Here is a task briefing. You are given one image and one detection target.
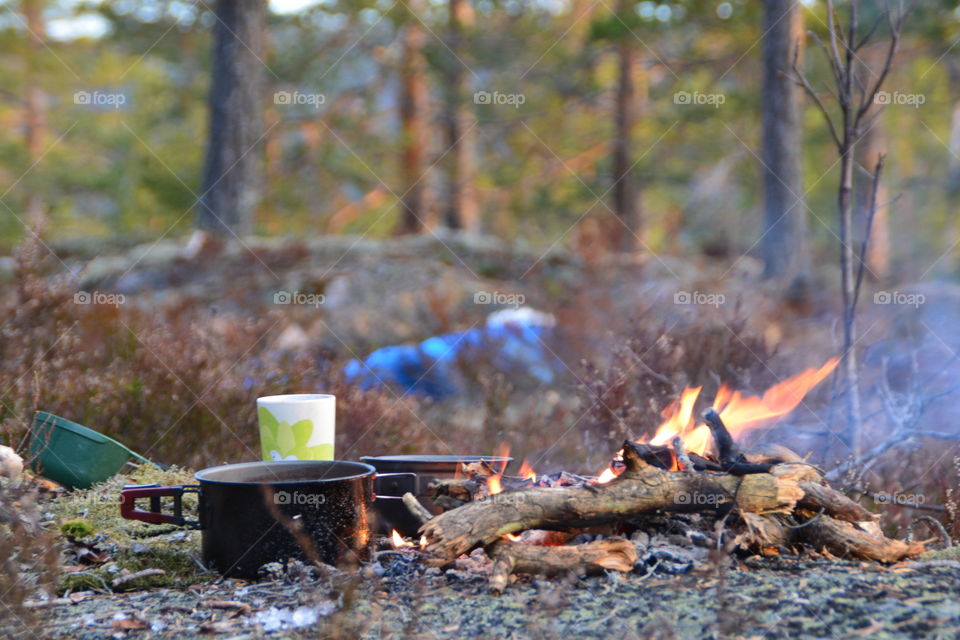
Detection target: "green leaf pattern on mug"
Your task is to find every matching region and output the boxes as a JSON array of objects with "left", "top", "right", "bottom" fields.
[{"left": 258, "top": 406, "right": 333, "bottom": 461}]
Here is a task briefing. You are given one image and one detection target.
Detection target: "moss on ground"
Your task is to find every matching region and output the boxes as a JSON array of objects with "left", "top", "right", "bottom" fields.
[
  {"left": 49, "top": 465, "right": 197, "bottom": 545},
  {"left": 49, "top": 465, "right": 209, "bottom": 592},
  {"left": 922, "top": 545, "right": 960, "bottom": 560}
]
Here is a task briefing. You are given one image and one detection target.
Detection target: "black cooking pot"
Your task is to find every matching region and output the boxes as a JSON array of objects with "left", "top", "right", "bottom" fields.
[
  {"left": 362, "top": 455, "right": 511, "bottom": 537},
  {"left": 120, "top": 460, "right": 375, "bottom": 578}
]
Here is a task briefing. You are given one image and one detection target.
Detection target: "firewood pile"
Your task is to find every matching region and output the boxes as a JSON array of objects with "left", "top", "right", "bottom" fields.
[{"left": 403, "top": 409, "right": 924, "bottom": 593}]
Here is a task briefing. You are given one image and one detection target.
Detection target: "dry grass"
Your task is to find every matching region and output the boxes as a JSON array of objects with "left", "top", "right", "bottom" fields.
[
  {"left": 0, "top": 482, "right": 59, "bottom": 640},
  {"left": 0, "top": 236, "right": 435, "bottom": 469}
]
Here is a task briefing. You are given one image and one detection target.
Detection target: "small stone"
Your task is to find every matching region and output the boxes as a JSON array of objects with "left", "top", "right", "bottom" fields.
[{"left": 258, "top": 562, "right": 285, "bottom": 582}]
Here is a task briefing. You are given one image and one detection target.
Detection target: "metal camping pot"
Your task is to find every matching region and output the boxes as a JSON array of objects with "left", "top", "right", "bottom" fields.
[
  {"left": 361, "top": 454, "right": 512, "bottom": 537},
  {"left": 120, "top": 460, "right": 375, "bottom": 578}
]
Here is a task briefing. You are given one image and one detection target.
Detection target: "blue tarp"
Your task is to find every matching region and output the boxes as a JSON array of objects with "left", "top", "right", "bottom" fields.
[{"left": 344, "top": 308, "right": 557, "bottom": 398}]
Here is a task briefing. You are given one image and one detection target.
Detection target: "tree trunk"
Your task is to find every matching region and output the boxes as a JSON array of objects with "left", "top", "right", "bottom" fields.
[
  {"left": 854, "top": 118, "right": 889, "bottom": 280},
  {"left": 839, "top": 141, "right": 863, "bottom": 458},
  {"left": 22, "top": 0, "right": 46, "bottom": 229},
  {"left": 945, "top": 60, "right": 960, "bottom": 272},
  {"left": 760, "top": 0, "right": 806, "bottom": 279},
  {"left": 854, "top": 45, "right": 890, "bottom": 281},
  {"left": 396, "top": 1, "right": 430, "bottom": 235},
  {"left": 443, "top": 0, "right": 478, "bottom": 232},
  {"left": 610, "top": 35, "right": 639, "bottom": 251},
  {"left": 198, "top": 0, "right": 264, "bottom": 237}
]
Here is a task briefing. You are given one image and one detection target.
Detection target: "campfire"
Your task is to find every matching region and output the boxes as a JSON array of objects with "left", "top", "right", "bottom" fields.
[{"left": 394, "top": 359, "right": 924, "bottom": 593}]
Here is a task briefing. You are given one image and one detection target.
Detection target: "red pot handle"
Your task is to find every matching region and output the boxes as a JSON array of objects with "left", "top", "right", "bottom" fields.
[{"left": 120, "top": 484, "right": 200, "bottom": 528}]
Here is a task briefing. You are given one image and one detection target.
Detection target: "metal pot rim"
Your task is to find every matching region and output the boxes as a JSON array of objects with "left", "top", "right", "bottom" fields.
[
  {"left": 195, "top": 460, "right": 375, "bottom": 486},
  {"left": 360, "top": 455, "right": 511, "bottom": 464}
]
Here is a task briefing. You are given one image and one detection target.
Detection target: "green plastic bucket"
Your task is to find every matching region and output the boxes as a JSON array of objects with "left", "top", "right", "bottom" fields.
[{"left": 28, "top": 411, "right": 155, "bottom": 489}]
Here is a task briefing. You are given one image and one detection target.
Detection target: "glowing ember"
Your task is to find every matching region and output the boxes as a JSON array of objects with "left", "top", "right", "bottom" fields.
[
  {"left": 596, "top": 467, "right": 618, "bottom": 484},
  {"left": 488, "top": 473, "right": 502, "bottom": 495},
  {"left": 419, "top": 535, "right": 428, "bottom": 548},
  {"left": 391, "top": 530, "right": 413, "bottom": 548}
]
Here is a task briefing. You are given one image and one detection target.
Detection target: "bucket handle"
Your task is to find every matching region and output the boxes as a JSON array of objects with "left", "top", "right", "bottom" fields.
[{"left": 120, "top": 484, "right": 201, "bottom": 528}]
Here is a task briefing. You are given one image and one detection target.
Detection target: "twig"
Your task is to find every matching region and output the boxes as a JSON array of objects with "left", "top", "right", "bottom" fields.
[
  {"left": 852, "top": 154, "right": 885, "bottom": 317},
  {"left": 907, "top": 515, "right": 952, "bottom": 547},
  {"left": 825, "top": 428, "right": 960, "bottom": 482},
  {"left": 110, "top": 568, "right": 165, "bottom": 590},
  {"left": 403, "top": 492, "right": 434, "bottom": 524}
]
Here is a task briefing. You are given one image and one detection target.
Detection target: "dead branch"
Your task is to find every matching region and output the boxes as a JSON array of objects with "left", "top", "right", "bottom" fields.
[
  {"left": 801, "top": 513, "right": 923, "bottom": 563},
  {"left": 797, "top": 481, "right": 876, "bottom": 522},
  {"left": 825, "top": 428, "right": 960, "bottom": 482},
  {"left": 488, "top": 538, "right": 637, "bottom": 594},
  {"left": 403, "top": 492, "right": 434, "bottom": 525},
  {"left": 852, "top": 154, "right": 885, "bottom": 317}
]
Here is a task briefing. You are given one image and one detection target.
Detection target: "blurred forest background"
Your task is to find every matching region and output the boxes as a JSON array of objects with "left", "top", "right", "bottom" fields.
[
  {"left": 2, "top": 0, "right": 960, "bottom": 539},
  {"left": 0, "top": 0, "right": 957, "bottom": 266}
]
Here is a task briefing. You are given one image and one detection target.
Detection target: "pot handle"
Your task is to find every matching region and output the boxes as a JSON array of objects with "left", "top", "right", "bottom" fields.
[
  {"left": 374, "top": 472, "right": 418, "bottom": 497},
  {"left": 120, "top": 484, "right": 201, "bottom": 528}
]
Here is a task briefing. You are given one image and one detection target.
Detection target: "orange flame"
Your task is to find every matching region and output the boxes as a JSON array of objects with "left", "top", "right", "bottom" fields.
[
  {"left": 487, "top": 473, "right": 502, "bottom": 494},
  {"left": 518, "top": 459, "right": 536, "bottom": 481},
  {"left": 650, "top": 386, "right": 702, "bottom": 447},
  {"left": 654, "top": 358, "right": 837, "bottom": 456},
  {"left": 596, "top": 358, "right": 839, "bottom": 475},
  {"left": 713, "top": 358, "right": 840, "bottom": 440},
  {"left": 493, "top": 443, "right": 511, "bottom": 474},
  {"left": 391, "top": 530, "right": 413, "bottom": 548}
]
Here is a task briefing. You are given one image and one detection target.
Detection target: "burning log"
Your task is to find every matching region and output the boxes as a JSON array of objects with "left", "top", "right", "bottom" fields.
[
  {"left": 488, "top": 538, "right": 637, "bottom": 594},
  {"left": 420, "top": 441, "right": 804, "bottom": 565},
  {"left": 702, "top": 408, "right": 775, "bottom": 474}
]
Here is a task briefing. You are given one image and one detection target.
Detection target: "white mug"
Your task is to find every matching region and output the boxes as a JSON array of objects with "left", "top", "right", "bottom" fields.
[{"left": 256, "top": 394, "right": 335, "bottom": 461}]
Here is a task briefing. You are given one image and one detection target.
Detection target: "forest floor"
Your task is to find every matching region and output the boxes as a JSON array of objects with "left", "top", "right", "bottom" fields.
[
  {"left": 14, "top": 467, "right": 958, "bottom": 640},
  {"left": 41, "top": 554, "right": 960, "bottom": 639}
]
